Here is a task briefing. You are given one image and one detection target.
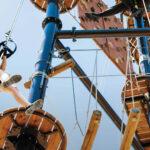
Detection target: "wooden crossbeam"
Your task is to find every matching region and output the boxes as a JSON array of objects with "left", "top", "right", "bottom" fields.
[
  {"left": 24, "top": 59, "right": 75, "bottom": 89},
  {"left": 81, "top": 110, "right": 101, "bottom": 150},
  {"left": 120, "top": 108, "right": 141, "bottom": 150}
]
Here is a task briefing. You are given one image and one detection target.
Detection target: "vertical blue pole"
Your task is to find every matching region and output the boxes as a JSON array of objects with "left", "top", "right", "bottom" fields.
[
  {"left": 29, "top": 0, "right": 59, "bottom": 104},
  {"left": 134, "top": 16, "right": 150, "bottom": 73}
]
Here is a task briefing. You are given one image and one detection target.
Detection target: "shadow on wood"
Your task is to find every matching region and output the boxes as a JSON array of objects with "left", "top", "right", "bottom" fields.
[{"left": 0, "top": 107, "right": 67, "bottom": 150}]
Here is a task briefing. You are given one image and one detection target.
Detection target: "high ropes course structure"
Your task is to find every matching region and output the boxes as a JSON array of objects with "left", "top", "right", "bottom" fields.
[{"left": 0, "top": 0, "right": 150, "bottom": 149}]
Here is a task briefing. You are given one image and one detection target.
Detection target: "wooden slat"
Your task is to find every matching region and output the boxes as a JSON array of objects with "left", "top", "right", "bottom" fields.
[
  {"left": 138, "top": 131, "right": 150, "bottom": 139},
  {"left": 120, "top": 108, "right": 141, "bottom": 150},
  {"left": 81, "top": 110, "right": 101, "bottom": 150},
  {"left": 0, "top": 117, "right": 12, "bottom": 148},
  {"left": 30, "top": 0, "right": 79, "bottom": 13},
  {"left": 46, "top": 132, "right": 62, "bottom": 150},
  {"left": 24, "top": 59, "right": 75, "bottom": 89},
  {"left": 49, "top": 59, "right": 75, "bottom": 77}
]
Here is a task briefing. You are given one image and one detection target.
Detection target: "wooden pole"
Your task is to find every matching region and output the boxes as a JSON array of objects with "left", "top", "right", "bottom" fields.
[
  {"left": 120, "top": 108, "right": 141, "bottom": 150},
  {"left": 81, "top": 110, "right": 101, "bottom": 150},
  {"left": 24, "top": 59, "right": 75, "bottom": 89},
  {"left": 48, "top": 59, "right": 75, "bottom": 77}
]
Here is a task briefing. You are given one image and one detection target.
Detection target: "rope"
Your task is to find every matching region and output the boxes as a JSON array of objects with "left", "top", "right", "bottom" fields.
[
  {"left": 142, "top": 0, "right": 150, "bottom": 26},
  {"left": 84, "top": 50, "right": 98, "bottom": 132},
  {"left": 95, "top": 50, "right": 98, "bottom": 109},
  {"left": 120, "top": 40, "right": 130, "bottom": 142},
  {"left": 5, "top": 0, "right": 25, "bottom": 42},
  {"left": 71, "top": 69, "right": 84, "bottom": 136},
  {"left": 129, "top": 51, "right": 135, "bottom": 108},
  {"left": 120, "top": 34, "right": 138, "bottom": 142},
  {"left": 49, "top": 73, "right": 150, "bottom": 79},
  {"left": 64, "top": 5, "right": 81, "bottom": 26}
]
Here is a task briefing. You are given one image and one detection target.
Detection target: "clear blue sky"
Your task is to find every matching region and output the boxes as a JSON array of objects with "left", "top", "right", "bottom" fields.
[{"left": 0, "top": 1, "right": 132, "bottom": 149}]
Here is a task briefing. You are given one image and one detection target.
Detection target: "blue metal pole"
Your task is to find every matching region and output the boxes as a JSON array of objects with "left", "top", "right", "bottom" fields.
[
  {"left": 134, "top": 16, "right": 150, "bottom": 73},
  {"left": 29, "top": 0, "right": 59, "bottom": 104}
]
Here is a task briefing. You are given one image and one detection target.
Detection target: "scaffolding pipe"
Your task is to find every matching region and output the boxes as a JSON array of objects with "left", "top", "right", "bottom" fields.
[{"left": 56, "top": 28, "right": 150, "bottom": 39}]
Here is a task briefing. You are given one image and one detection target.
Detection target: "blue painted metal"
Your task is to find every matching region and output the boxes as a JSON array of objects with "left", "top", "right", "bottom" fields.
[
  {"left": 29, "top": 0, "right": 59, "bottom": 103},
  {"left": 134, "top": 16, "right": 150, "bottom": 73}
]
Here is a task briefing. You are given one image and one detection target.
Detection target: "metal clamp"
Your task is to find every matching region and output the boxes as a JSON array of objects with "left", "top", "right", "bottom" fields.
[
  {"left": 58, "top": 47, "right": 70, "bottom": 58},
  {"left": 32, "top": 71, "right": 49, "bottom": 80},
  {"left": 72, "top": 27, "right": 77, "bottom": 42},
  {"left": 42, "top": 17, "right": 62, "bottom": 29},
  {"left": 139, "top": 54, "right": 150, "bottom": 64}
]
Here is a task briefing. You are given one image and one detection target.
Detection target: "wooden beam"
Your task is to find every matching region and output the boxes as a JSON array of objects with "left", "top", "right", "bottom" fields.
[
  {"left": 120, "top": 108, "right": 141, "bottom": 150},
  {"left": 24, "top": 59, "right": 75, "bottom": 89},
  {"left": 81, "top": 110, "right": 101, "bottom": 150},
  {"left": 49, "top": 59, "right": 75, "bottom": 77}
]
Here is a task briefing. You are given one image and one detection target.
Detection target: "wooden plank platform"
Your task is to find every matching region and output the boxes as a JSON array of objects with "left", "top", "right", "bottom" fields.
[
  {"left": 30, "top": 0, "right": 79, "bottom": 13},
  {"left": 0, "top": 107, "right": 67, "bottom": 150}
]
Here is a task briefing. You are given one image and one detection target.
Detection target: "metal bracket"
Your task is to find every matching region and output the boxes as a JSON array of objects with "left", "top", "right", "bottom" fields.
[
  {"left": 72, "top": 27, "right": 77, "bottom": 42},
  {"left": 42, "top": 17, "right": 62, "bottom": 29},
  {"left": 31, "top": 71, "right": 49, "bottom": 88}
]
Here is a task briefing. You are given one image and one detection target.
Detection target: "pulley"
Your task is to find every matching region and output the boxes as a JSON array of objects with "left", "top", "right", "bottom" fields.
[{"left": 0, "top": 39, "right": 17, "bottom": 58}]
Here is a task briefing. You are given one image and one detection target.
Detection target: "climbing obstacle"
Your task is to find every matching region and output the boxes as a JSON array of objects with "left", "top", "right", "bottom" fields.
[{"left": 0, "top": 107, "right": 67, "bottom": 149}]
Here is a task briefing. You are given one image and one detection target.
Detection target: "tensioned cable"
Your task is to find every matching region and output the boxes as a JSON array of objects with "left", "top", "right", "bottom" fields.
[
  {"left": 120, "top": 39, "right": 130, "bottom": 142},
  {"left": 142, "top": 0, "right": 150, "bottom": 26},
  {"left": 95, "top": 50, "right": 98, "bottom": 109},
  {"left": 119, "top": 25, "right": 140, "bottom": 142},
  {"left": 84, "top": 50, "right": 98, "bottom": 132},
  {"left": 129, "top": 49, "right": 135, "bottom": 107},
  {"left": 5, "top": 0, "right": 25, "bottom": 42},
  {"left": 49, "top": 73, "right": 150, "bottom": 79},
  {"left": 71, "top": 69, "right": 84, "bottom": 136},
  {"left": 64, "top": 6, "right": 81, "bottom": 26}
]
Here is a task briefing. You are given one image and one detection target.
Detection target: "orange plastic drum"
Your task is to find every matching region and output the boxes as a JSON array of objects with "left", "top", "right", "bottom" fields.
[
  {"left": 0, "top": 107, "right": 67, "bottom": 150},
  {"left": 31, "top": 0, "right": 79, "bottom": 13}
]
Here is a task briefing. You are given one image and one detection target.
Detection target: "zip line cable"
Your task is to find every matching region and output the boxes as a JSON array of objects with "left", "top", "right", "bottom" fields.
[
  {"left": 5, "top": 0, "right": 25, "bottom": 42},
  {"left": 71, "top": 69, "right": 84, "bottom": 136}
]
